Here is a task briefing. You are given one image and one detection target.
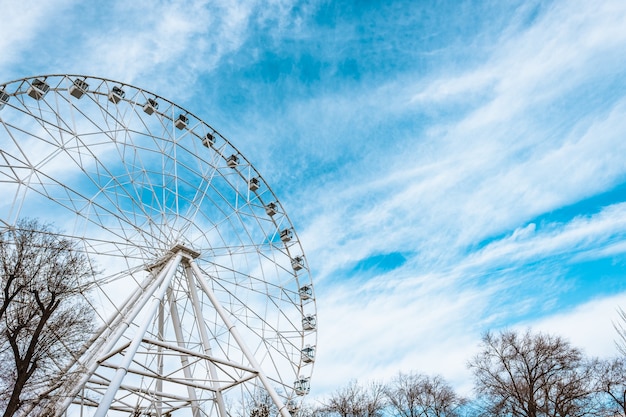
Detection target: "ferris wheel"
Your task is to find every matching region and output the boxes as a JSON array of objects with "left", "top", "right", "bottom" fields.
[{"left": 0, "top": 75, "right": 316, "bottom": 417}]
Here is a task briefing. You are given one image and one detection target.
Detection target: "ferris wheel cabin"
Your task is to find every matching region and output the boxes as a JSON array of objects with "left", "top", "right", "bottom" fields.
[
  {"left": 69, "top": 79, "right": 89, "bottom": 99},
  {"left": 291, "top": 256, "right": 305, "bottom": 271},
  {"left": 298, "top": 285, "right": 313, "bottom": 300},
  {"left": 108, "top": 86, "right": 126, "bottom": 103},
  {"left": 27, "top": 79, "right": 50, "bottom": 100},
  {"left": 249, "top": 177, "right": 260, "bottom": 191},
  {"left": 0, "top": 89, "right": 9, "bottom": 110},
  {"left": 302, "top": 314, "right": 316, "bottom": 331},
  {"left": 175, "top": 114, "right": 188, "bottom": 130},
  {"left": 294, "top": 377, "right": 311, "bottom": 396},
  {"left": 227, "top": 154, "right": 239, "bottom": 168},
  {"left": 203, "top": 132, "right": 215, "bottom": 147},
  {"left": 280, "top": 228, "right": 293, "bottom": 242},
  {"left": 265, "top": 202, "right": 278, "bottom": 216},
  {"left": 143, "top": 98, "right": 159, "bottom": 115},
  {"left": 301, "top": 345, "right": 316, "bottom": 363}
]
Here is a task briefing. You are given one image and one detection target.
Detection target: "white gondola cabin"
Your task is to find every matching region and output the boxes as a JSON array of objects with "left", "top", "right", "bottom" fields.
[
  {"left": 27, "top": 79, "right": 50, "bottom": 100},
  {"left": 0, "top": 90, "right": 9, "bottom": 111},
  {"left": 298, "top": 285, "right": 312, "bottom": 301},
  {"left": 280, "top": 228, "right": 293, "bottom": 242},
  {"left": 294, "top": 376, "right": 310, "bottom": 396},
  {"left": 202, "top": 132, "right": 215, "bottom": 147},
  {"left": 265, "top": 202, "right": 277, "bottom": 217},
  {"left": 291, "top": 256, "right": 304, "bottom": 271},
  {"left": 301, "top": 345, "right": 315, "bottom": 363},
  {"left": 69, "top": 79, "right": 89, "bottom": 99},
  {"left": 249, "top": 177, "right": 260, "bottom": 191},
  {"left": 302, "top": 314, "right": 316, "bottom": 331},
  {"left": 108, "top": 86, "right": 125, "bottom": 104},
  {"left": 143, "top": 98, "right": 158, "bottom": 115},
  {"left": 175, "top": 114, "right": 188, "bottom": 130},
  {"left": 227, "top": 154, "right": 239, "bottom": 168}
]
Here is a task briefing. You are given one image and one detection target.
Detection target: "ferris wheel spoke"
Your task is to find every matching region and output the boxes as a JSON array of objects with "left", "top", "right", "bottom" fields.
[
  {"left": 0, "top": 74, "right": 316, "bottom": 417},
  {"left": 195, "top": 264, "right": 300, "bottom": 350},
  {"left": 23, "top": 165, "right": 169, "bottom": 255}
]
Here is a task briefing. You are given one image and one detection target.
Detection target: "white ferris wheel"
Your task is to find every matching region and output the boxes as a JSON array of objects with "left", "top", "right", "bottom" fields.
[{"left": 0, "top": 75, "right": 316, "bottom": 417}]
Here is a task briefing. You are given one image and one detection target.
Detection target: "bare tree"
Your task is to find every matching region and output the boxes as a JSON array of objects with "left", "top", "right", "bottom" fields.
[
  {"left": 295, "top": 401, "right": 328, "bottom": 417},
  {"left": 324, "top": 379, "right": 386, "bottom": 417},
  {"left": 468, "top": 329, "right": 595, "bottom": 417},
  {"left": 385, "top": 372, "right": 465, "bottom": 417},
  {"left": 592, "top": 356, "right": 626, "bottom": 417},
  {"left": 247, "top": 389, "right": 276, "bottom": 417},
  {"left": 0, "top": 219, "right": 96, "bottom": 417}
]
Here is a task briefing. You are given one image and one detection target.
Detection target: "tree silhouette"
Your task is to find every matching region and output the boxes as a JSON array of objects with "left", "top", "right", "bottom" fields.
[
  {"left": 0, "top": 219, "right": 95, "bottom": 417},
  {"left": 323, "top": 379, "right": 386, "bottom": 417},
  {"left": 468, "top": 329, "right": 595, "bottom": 417},
  {"left": 385, "top": 372, "right": 465, "bottom": 417}
]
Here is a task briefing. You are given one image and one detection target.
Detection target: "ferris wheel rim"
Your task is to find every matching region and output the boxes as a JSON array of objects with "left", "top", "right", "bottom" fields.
[
  {"left": 0, "top": 74, "right": 308, "bottom": 258},
  {"left": 0, "top": 73, "right": 317, "bottom": 415}
]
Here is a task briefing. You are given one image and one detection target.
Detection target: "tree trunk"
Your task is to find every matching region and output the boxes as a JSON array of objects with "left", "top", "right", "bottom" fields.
[
  {"left": 2, "top": 295, "right": 58, "bottom": 417},
  {"left": 3, "top": 363, "right": 35, "bottom": 417}
]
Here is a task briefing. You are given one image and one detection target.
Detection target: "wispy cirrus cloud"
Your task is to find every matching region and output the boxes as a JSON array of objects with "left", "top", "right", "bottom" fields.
[
  {"left": 0, "top": 0, "right": 78, "bottom": 77},
  {"left": 294, "top": 0, "right": 626, "bottom": 274},
  {"left": 294, "top": 0, "right": 626, "bottom": 397},
  {"left": 2, "top": 0, "right": 626, "bottom": 402},
  {"left": 311, "top": 200, "right": 626, "bottom": 397},
  {"left": 1, "top": 1, "right": 300, "bottom": 99}
]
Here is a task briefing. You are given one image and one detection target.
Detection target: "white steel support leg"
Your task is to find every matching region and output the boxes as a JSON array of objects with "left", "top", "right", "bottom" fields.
[
  {"left": 184, "top": 265, "right": 228, "bottom": 417},
  {"left": 188, "top": 260, "right": 292, "bottom": 417},
  {"left": 93, "top": 251, "right": 184, "bottom": 417},
  {"left": 51, "top": 259, "right": 178, "bottom": 417},
  {"left": 157, "top": 300, "right": 164, "bottom": 415},
  {"left": 167, "top": 287, "right": 202, "bottom": 417}
]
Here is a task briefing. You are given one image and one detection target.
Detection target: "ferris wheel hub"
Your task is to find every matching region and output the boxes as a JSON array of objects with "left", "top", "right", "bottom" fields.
[
  {"left": 144, "top": 243, "right": 200, "bottom": 273},
  {"left": 169, "top": 242, "right": 201, "bottom": 259}
]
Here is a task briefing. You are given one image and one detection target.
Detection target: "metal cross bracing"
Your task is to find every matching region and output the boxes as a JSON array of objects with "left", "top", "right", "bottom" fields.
[
  {"left": 0, "top": 75, "right": 317, "bottom": 417},
  {"left": 47, "top": 244, "right": 291, "bottom": 417}
]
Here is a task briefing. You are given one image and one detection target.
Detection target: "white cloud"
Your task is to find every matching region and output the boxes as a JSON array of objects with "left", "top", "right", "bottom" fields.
[
  {"left": 3, "top": 0, "right": 626, "bottom": 407},
  {"left": 293, "top": 0, "right": 626, "bottom": 285},
  {"left": 291, "top": 1, "right": 626, "bottom": 400},
  {"left": 311, "top": 273, "right": 488, "bottom": 397},
  {"left": 310, "top": 254, "right": 626, "bottom": 400},
  {"left": 412, "top": 0, "right": 626, "bottom": 113},
  {"left": 0, "top": 0, "right": 76, "bottom": 76},
  {"left": 522, "top": 292, "right": 626, "bottom": 358},
  {"left": 0, "top": 1, "right": 299, "bottom": 100},
  {"left": 75, "top": 1, "right": 254, "bottom": 93},
  {"left": 311, "top": 264, "right": 626, "bottom": 399},
  {"left": 458, "top": 202, "right": 626, "bottom": 275}
]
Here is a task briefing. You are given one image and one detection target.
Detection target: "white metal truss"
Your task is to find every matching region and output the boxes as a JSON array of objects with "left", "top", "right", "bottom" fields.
[
  {"left": 53, "top": 244, "right": 290, "bottom": 417},
  {"left": 0, "top": 75, "right": 317, "bottom": 417}
]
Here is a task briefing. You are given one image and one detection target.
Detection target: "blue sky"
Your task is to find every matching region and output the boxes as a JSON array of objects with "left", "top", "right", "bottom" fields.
[{"left": 3, "top": 0, "right": 626, "bottom": 400}]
